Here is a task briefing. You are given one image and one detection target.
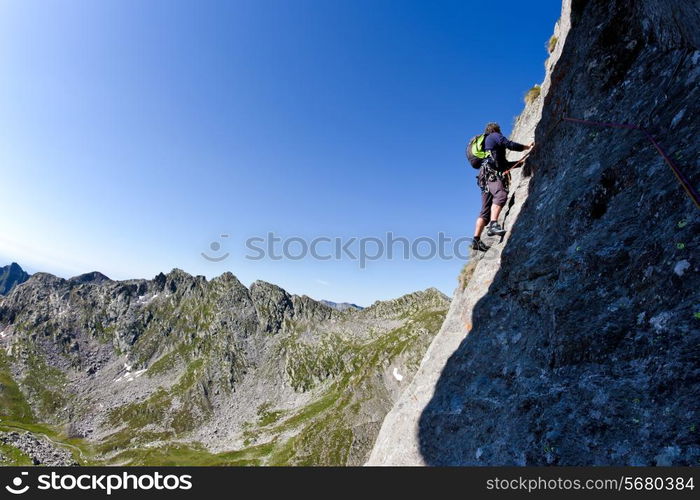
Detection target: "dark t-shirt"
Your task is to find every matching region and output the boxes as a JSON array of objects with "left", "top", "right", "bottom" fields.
[{"left": 484, "top": 132, "right": 526, "bottom": 171}]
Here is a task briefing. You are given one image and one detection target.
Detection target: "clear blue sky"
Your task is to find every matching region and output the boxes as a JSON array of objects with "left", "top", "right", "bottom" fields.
[{"left": 1, "top": 0, "right": 561, "bottom": 306}]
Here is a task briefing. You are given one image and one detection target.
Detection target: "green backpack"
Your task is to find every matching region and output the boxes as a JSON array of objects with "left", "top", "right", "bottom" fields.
[{"left": 466, "top": 133, "right": 491, "bottom": 168}]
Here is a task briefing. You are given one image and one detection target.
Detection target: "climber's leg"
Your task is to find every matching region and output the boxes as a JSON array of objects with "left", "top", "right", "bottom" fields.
[
  {"left": 487, "top": 179, "right": 508, "bottom": 236},
  {"left": 474, "top": 190, "right": 492, "bottom": 238}
]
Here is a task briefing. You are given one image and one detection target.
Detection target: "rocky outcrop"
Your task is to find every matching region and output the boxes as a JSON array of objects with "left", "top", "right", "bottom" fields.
[
  {"left": 0, "top": 263, "right": 30, "bottom": 295},
  {"left": 369, "top": 0, "right": 699, "bottom": 466},
  {"left": 0, "top": 432, "right": 77, "bottom": 466},
  {"left": 0, "top": 266, "right": 449, "bottom": 465}
]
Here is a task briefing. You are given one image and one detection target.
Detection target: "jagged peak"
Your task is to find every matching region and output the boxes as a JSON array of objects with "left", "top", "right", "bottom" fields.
[
  {"left": 69, "top": 271, "right": 111, "bottom": 284},
  {"left": 1, "top": 262, "right": 29, "bottom": 277},
  {"left": 210, "top": 271, "right": 246, "bottom": 288},
  {"left": 250, "top": 279, "right": 281, "bottom": 289},
  {"left": 361, "top": 287, "right": 451, "bottom": 319},
  {"left": 249, "top": 280, "right": 291, "bottom": 298},
  {"left": 293, "top": 294, "right": 335, "bottom": 312},
  {"left": 143, "top": 268, "right": 204, "bottom": 294},
  {"left": 249, "top": 280, "right": 293, "bottom": 310},
  {"left": 165, "top": 268, "right": 196, "bottom": 280},
  {"left": 0, "top": 262, "right": 32, "bottom": 295},
  {"left": 420, "top": 287, "right": 450, "bottom": 301}
]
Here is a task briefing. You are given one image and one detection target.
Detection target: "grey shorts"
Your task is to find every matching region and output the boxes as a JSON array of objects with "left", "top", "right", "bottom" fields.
[{"left": 479, "top": 178, "right": 508, "bottom": 221}]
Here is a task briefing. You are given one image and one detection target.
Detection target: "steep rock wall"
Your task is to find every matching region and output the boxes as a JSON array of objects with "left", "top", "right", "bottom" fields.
[{"left": 369, "top": 0, "right": 699, "bottom": 465}]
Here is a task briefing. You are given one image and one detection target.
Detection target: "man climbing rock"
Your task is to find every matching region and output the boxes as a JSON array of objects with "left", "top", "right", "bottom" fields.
[{"left": 471, "top": 122, "right": 532, "bottom": 251}]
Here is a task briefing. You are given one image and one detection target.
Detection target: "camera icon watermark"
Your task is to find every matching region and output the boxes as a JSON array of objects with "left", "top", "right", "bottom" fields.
[
  {"left": 201, "top": 234, "right": 230, "bottom": 262},
  {"left": 5, "top": 471, "right": 29, "bottom": 495}
]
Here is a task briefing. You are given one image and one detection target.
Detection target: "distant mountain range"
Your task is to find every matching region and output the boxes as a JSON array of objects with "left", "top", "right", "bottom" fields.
[
  {"left": 0, "top": 263, "right": 30, "bottom": 295},
  {"left": 319, "top": 300, "right": 363, "bottom": 312},
  {"left": 0, "top": 263, "right": 448, "bottom": 465}
]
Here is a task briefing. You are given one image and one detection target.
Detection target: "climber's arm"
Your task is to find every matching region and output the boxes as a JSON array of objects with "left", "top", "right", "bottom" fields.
[{"left": 495, "top": 134, "right": 534, "bottom": 152}]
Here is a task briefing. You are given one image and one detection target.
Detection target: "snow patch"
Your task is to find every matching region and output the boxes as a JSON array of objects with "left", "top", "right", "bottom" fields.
[
  {"left": 137, "top": 294, "right": 159, "bottom": 304},
  {"left": 117, "top": 367, "right": 147, "bottom": 383}
]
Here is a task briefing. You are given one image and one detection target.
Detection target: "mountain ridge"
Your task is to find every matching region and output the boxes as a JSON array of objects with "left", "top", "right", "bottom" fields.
[{"left": 0, "top": 263, "right": 449, "bottom": 465}]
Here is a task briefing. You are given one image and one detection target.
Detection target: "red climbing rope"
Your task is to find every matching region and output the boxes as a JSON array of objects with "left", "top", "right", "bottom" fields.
[
  {"left": 502, "top": 149, "right": 533, "bottom": 176},
  {"left": 562, "top": 116, "right": 700, "bottom": 209},
  {"left": 502, "top": 115, "right": 563, "bottom": 176}
]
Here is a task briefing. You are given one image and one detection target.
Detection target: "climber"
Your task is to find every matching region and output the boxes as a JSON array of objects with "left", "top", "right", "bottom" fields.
[{"left": 471, "top": 122, "right": 533, "bottom": 251}]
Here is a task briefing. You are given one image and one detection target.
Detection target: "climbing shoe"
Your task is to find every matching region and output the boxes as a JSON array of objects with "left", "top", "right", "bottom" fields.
[
  {"left": 487, "top": 221, "right": 506, "bottom": 237},
  {"left": 471, "top": 238, "right": 489, "bottom": 252}
]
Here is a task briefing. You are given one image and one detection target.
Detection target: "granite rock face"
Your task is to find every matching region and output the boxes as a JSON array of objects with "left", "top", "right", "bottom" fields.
[
  {"left": 0, "top": 266, "right": 448, "bottom": 465},
  {"left": 369, "top": 0, "right": 699, "bottom": 465}
]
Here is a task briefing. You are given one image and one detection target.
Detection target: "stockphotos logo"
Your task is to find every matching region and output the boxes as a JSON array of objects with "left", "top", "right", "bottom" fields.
[
  {"left": 5, "top": 472, "right": 29, "bottom": 495},
  {"left": 3, "top": 471, "right": 192, "bottom": 496}
]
